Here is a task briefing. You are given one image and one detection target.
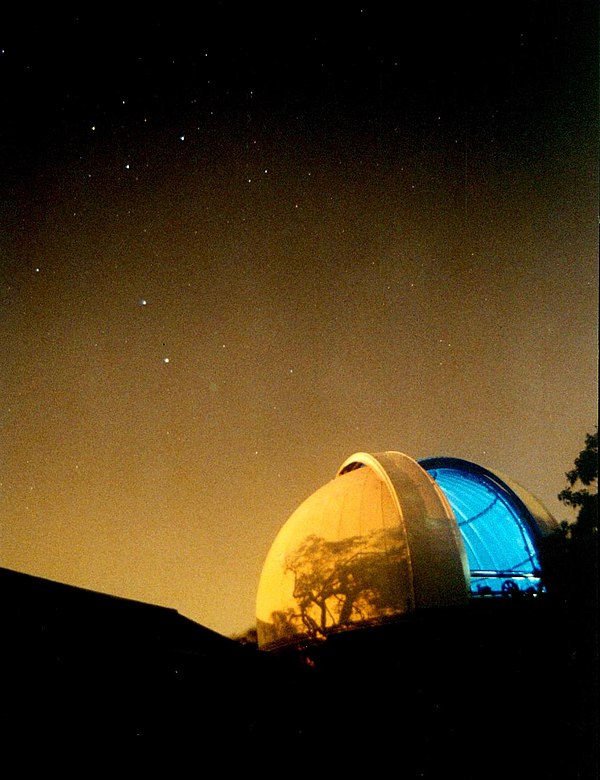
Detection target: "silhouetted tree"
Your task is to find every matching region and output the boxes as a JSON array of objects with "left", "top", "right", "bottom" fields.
[
  {"left": 537, "top": 429, "right": 599, "bottom": 779},
  {"left": 231, "top": 626, "right": 258, "bottom": 647},
  {"left": 541, "top": 428, "right": 598, "bottom": 606},
  {"left": 559, "top": 428, "right": 598, "bottom": 539}
]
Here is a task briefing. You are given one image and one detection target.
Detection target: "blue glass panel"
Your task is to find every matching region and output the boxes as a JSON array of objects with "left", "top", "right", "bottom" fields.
[{"left": 427, "top": 467, "right": 541, "bottom": 596}]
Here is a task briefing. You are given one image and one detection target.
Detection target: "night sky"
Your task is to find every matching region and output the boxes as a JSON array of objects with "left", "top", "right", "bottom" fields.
[{"left": 1, "top": 3, "right": 597, "bottom": 637}]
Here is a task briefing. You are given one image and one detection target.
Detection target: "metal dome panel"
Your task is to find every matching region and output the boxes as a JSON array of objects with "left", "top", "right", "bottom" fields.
[{"left": 256, "top": 451, "right": 469, "bottom": 650}]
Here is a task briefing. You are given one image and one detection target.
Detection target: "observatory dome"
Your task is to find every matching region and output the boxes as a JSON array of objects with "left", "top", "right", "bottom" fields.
[
  {"left": 419, "top": 456, "right": 557, "bottom": 597},
  {"left": 256, "top": 451, "right": 470, "bottom": 650}
]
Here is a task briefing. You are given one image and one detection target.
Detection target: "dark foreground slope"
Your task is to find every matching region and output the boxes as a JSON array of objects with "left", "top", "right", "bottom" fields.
[{"left": 0, "top": 567, "right": 596, "bottom": 777}]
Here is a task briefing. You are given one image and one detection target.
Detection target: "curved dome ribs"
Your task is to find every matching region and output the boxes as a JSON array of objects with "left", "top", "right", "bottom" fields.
[
  {"left": 434, "top": 474, "right": 499, "bottom": 571},
  {"left": 420, "top": 458, "right": 553, "bottom": 598},
  {"left": 456, "top": 494, "right": 500, "bottom": 527}
]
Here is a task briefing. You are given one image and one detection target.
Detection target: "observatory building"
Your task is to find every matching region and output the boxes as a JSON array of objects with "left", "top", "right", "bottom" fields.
[{"left": 256, "top": 451, "right": 557, "bottom": 650}]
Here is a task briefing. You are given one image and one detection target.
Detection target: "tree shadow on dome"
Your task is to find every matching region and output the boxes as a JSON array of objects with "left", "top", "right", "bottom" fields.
[{"left": 267, "top": 527, "right": 412, "bottom": 645}]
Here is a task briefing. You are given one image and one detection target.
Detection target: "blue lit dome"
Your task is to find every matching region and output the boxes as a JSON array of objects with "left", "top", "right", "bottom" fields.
[{"left": 419, "top": 456, "right": 557, "bottom": 597}]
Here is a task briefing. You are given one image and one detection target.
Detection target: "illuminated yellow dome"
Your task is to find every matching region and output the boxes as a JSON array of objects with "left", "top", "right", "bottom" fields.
[{"left": 256, "top": 451, "right": 470, "bottom": 650}]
